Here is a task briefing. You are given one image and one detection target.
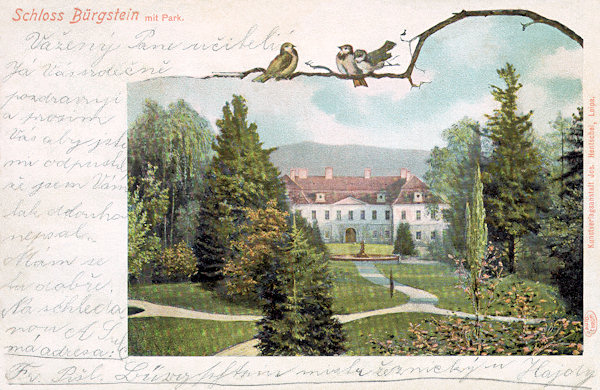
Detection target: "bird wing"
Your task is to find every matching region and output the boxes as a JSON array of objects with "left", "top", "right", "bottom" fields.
[
  {"left": 367, "top": 40, "right": 396, "bottom": 64},
  {"left": 336, "top": 55, "right": 347, "bottom": 73},
  {"left": 265, "top": 52, "right": 292, "bottom": 75}
]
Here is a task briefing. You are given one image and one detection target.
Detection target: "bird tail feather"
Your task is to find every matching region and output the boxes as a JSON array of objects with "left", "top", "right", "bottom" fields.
[
  {"left": 354, "top": 78, "right": 368, "bottom": 88},
  {"left": 252, "top": 73, "right": 271, "bottom": 83},
  {"left": 383, "top": 40, "right": 396, "bottom": 51}
]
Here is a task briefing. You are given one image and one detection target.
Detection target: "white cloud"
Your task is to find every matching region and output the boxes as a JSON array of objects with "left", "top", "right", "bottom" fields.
[
  {"left": 533, "top": 47, "right": 583, "bottom": 79},
  {"left": 518, "top": 83, "right": 548, "bottom": 114},
  {"left": 436, "top": 19, "right": 504, "bottom": 69}
]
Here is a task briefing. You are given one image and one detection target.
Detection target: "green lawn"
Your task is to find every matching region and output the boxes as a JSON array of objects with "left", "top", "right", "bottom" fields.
[
  {"left": 130, "top": 260, "right": 409, "bottom": 315},
  {"left": 330, "top": 261, "right": 409, "bottom": 314},
  {"left": 327, "top": 243, "right": 393, "bottom": 255},
  {"left": 375, "top": 262, "right": 565, "bottom": 317},
  {"left": 129, "top": 283, "right": 261, "bottom": 315},
  {"left": 128, "top": 317, "right": 256, "bottom": 356},
  {"left": 344, "top": 312, "right": 437, "bottom": 355},
  {"left": 376, "top": 262, "right": 472, "bottom": 312}
]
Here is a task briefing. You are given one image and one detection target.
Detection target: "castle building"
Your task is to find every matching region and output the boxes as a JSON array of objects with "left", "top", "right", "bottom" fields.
[{"left": 282, "top": 167, "right": 448, "bottom": 251}]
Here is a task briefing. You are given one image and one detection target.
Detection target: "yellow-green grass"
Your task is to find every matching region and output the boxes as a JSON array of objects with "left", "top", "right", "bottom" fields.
[
  {"left": 376, "top": 262, "right": 471, "bottom": 312},
  {"left": 330, "top": 261, "right": 409, "bottom": 314},
  {"left": 129, "top": 283, "right": 261, "bottom": 315},
  {"left": 128, "top": 317, "right": 256, "bottom": 356},
  {"left": 375, "top": 262, "right": 565, "bottom": 317},
  {"left": 327, "top": 243, "right": 393, "bottom": 256},
  {"left": 130, "top": 261, "right": 409, "bottom": 316},
  {"left": 343, "top": 312, "right": 438, "bottom": 355},
  {"left": 491, "top": 274, "right": 566, "bottom": 318}
]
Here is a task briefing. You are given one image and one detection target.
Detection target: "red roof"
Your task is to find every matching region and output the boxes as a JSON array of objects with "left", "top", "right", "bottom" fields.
[{"left": 284, "top": 172, "right": 437, "bottom": 205}]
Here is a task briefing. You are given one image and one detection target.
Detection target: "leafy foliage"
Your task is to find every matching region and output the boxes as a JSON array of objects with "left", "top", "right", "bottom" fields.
[
  {"left": 127, "top": 167, "right": 168, "bottom": 282},
  {"left": 128, "top": 99, "right": 215, "bottom": 247},
  {"left": 224, "top": 201, "right": 289, "bottom": 300},
  {"left": 368, "top": 317, "right": 582, "bottom": 356},
  {"left": 393, "top": 222, "right": 415, "bottom": 256},
  {"left": 154, "top": 242, "right": 197, "bottom": 282},
  {"left": 127, "top": 184, "right": 162, "bottom": 282},
  {"left": 424, "top": 118, "right": 482, "bottom": 254}
]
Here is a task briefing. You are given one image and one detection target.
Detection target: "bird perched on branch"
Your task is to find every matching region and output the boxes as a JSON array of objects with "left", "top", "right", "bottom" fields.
[
  {"left": 252, "top": 42, "right": 298, "bottom": 82},
  {"left": 336, "top": 44, "right": 368, "bottom": 87},
  {"left": 354, "top": 40, "right": 396, "bottom": 74}
]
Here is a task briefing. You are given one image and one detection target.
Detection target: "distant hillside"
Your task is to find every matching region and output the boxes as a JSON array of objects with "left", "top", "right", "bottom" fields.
[{"left": 270, "top": 142, "right": 431, "bottom": 178}]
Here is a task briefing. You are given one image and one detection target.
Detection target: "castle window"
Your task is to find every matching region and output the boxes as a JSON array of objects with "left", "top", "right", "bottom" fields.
[
  {"left": 311, "top": 210, "right": 317, "bottom": 220},
  {"left": 316, "top": 193, "right": 325, "bottom": 202},
  {"left": 416, "top": 231, "right": 422, "bottom": 240},
  {"left": 325, "top": 210, "right": 330, "bottom": 220},
  {"left": 385, "top": 210, "right": 391, "bottom": 220},
  {"left": 336, "top": 210, "right": 341, "bottom": 220},
  {"left": 377, "top": 193, "right": 386, "bottom": 203},
  {"left": 372, "top": 210, "right": 377, "bottom": 220},
  {"left": 416, "top": 210, "right": 422, "bottom": 220},
  {"left": 385, "top": 230, "right": 391, "bottom": 238},
  {"left": 401, "top": 210, "right": 406, "bottom": 220},
  {"left": 349, "top": 210, "right": 354, "bottom": 220},
  {"left": 324, "top": 230, "right": 330, "bottom": 239},
  {"left": 414, "top": 192, "right": 423, "bottom": 203},
  {"left": 431, "top": 231, "right": 437, "bottom": 240},
  {"left": 361, "top": 210, "right": 365, "bottom": 220},
  {"left": 372, "top": 230, "right": 378, "bottom": 238}
]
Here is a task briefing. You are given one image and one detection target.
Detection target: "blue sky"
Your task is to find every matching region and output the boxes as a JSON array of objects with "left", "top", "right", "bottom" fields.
[{"left": 128, "top": 15, "right": 582, "bottom": 151}]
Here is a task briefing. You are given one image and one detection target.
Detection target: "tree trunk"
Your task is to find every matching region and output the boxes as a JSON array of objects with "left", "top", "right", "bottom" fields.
[
  {"left": 507, "top": 236, "right": 516, "bottom": 273},
  {"left": 169, "top": 185, "right": 175, "bottom": 246}
]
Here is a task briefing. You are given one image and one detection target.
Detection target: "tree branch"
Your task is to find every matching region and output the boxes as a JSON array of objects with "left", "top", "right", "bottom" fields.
[{"left": 201, "top": 9, "right": 582, "bottom": 86}]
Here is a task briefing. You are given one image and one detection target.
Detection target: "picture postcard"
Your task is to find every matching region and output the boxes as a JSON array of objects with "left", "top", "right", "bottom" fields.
[{"left": 1, "top": 0, "right": 598, "bottom": 388}]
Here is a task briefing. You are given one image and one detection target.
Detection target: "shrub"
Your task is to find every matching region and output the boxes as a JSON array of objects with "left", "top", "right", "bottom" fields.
[
  {"left": 394, "top": 223, "right": 415, "bottom": 256},
  {"left": 368, "top": 317, "right": 582, "bottom": 356},
  {"left": 155, "top": 242, "right": 197, "bottom": 282}
]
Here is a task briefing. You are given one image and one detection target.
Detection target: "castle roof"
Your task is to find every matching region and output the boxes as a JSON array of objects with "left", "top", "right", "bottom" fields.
[{"left": 284, "top": 168, "right": 438, "bottom": 205}]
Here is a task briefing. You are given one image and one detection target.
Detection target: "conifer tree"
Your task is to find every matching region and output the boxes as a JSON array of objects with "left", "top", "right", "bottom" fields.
[
  {"left": 547, "top": 108, "right": 583, "bottom": 316},
  {"left": 194, "top": 95, "right": 286, "bottom": 282},
  {"left": 466, "top": 164, "right": 488, "bottom": 316},
  {"left": 483, "top": 64, "right": 547, "bottom": 273},
  {"left": 257, "top": 221, "right": 345, "bottom": 355},
  {"left": 394, "top": 223, "right": 415, "bottom": 256}
]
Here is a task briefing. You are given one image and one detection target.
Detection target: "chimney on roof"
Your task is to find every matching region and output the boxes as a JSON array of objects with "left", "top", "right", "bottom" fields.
[
  {"left": 406, "top": 170, "right": 413, "bottom": 181},
  {"left": 298, "top": 168, "right": 308, "bottom": 179},
  {"left": 400, "top": 168, "right": 407, "bottom": 179},
  {"left": 290, "top": 168, "right": 297, "bottom": 180},
  {"left": 364, "top": 168, "right": 371, "bottom": 179},
  {"left": 325, "top": 167, "right": 333, "bottom": 180}
]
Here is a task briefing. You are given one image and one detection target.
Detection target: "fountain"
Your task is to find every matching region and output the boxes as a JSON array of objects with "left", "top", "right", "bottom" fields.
[{"left": 330, "top": 240, "right": 399, "bottom": 262}]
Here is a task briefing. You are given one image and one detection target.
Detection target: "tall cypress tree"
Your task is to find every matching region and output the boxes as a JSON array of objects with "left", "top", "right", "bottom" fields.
[
  {"left": 257, "top": 222, "right": 345, "bottom": 356},
  {"left": 466, "top": 164, "right": 488, "bottom": 316},
  {"left": 483, "top": 63, "right": 547, "bottom": 273}
]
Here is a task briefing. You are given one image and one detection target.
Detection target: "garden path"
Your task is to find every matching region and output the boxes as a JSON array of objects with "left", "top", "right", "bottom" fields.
[{"left": 129, "top": 261, "right": 543, "bottom": 356}]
